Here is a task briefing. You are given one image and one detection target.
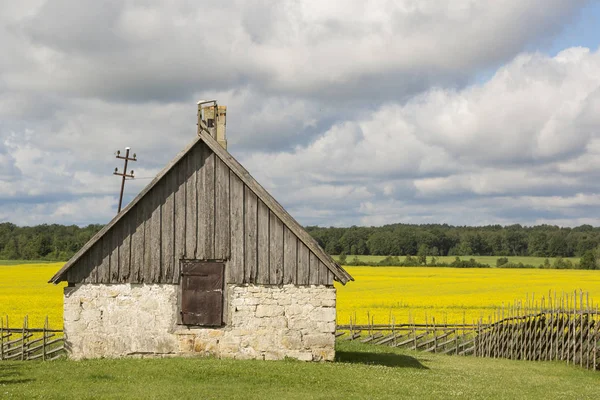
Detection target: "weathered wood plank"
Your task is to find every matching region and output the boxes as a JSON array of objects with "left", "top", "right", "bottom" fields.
[
  {"left": 185, "top": 149, "right": 198, "bottom": 259},
  {"left": 256, "top": 199, "right": 269, "bottom": 284},
  {"left": 198, "top": 143, "right": 214, "bottom": 259},
  {"left": 269, "top": 212, "right": 284, "bottom": 285},
  {"left": 244, "top": 186, "right": 258, "bottom": 283},
  {"left": 81, "top": 252, "right": 92, "bottom": 283},
  {"left": 173, "top": 156, "right": 187, "bottom": 284},
  {"left": 214, "top": 157, "right": 230, "bottom": 260},
  {"left": 283, "top": 227, "right": 297, "bottom": 285},
  {"left": 297, "top": 242, "right": 309, "bottom": 286},
  {"left": 98, "top": 234, "right": 111, "bottom": 283},
  {"left": 149, "top": 183, "right": 162, "bottom": 282},
  {"left": 319, "top": 260, "right": 329, "bottom": 285},
  {"left": 130, "top": 203, "right": 145, "bottom": 283},
  {"left": 308, "top": 251, "right": 319, "bottom": 285},
  {"left": 110, "top": 225, "right": 120, "bottom": 282},
  {"left": 197, "top": 129, "right": 351, "bottom": 284},
  {"left": 118, "top": 213, "right": 131, "bottom": 283},
  {"left": 89, "top": 241, "right": 101, "bottom": 284},
  {"left": 161, "top": 170, "right": 175, "bottom": 283},
  {"left": 228, "top": 172, "right": 244, "bottom": 283},
  {"left": 142, "top": 195, "right": 154, "bottom": 283},
  {"left": 74, "top": 252, "right": 89, "bottom": 283}
]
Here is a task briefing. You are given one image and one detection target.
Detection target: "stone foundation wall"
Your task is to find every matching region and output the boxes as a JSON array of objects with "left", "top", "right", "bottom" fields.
[{"left": 64, "top": 283, "right": 336, "bottom": 361}]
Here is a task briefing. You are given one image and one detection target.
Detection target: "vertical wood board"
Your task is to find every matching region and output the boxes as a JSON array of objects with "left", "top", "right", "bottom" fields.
[
  {"left": 269, "top": 211, "right": 283, "bottom": 285},
  {"left": 130, "top": 203, "right": 145, "bottom": 283},
  {"left": 198, "top": 144, "right": 215, "bottom": 259},
  {"left": 118, "top": 214, "right": 131, "bottom": 282},
  {"left": 98, "top": 235, "right": 111, "bottom": 283},
  {"left": 161, "top": 170, "right": 175, "bottom": 282},
  {"left": 214, "top": 158, "right": 230, "bottom": 260},
  {"left": 244, "top": 186, "right": 258, "bottom": 283},
  {"left": 297, "top": 242, "right": 310, "bottom": 285},
  {"left": 110, "top": 225, "right": 120, "bottom": 281},
  {"left": 308, "top": 251, "right": 320, "bottom": 285},
  {"left": 185, "top": 151, "right": 197, "bottom": 259},
  {"left": 256, "top": 199, "right": 269, "bottom": 284},
  {"left": 228, "top": 172, "right": 244, "bottom": 283},
  {"left": 149, "top": 184, "right": 163, "bottom": 282},
  {"left": 283, "top": 226, "right": 297, "bottom": 285},
  {"left": 173, "top": 157, "right": 187, "bottom": 283}
]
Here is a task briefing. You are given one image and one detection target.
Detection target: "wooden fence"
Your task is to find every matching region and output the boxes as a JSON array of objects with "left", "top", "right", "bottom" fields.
[
  {"left": 337, "top": 291, "right": 600, "bottom": 371},
  {"left": 0, "top": 316, "right": 65, "bottom": 361}
]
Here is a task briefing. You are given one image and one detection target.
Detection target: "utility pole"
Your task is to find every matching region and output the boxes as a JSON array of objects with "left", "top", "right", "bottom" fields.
[{"left": 114, "top": 147, "right": 136, "bottom": 213}]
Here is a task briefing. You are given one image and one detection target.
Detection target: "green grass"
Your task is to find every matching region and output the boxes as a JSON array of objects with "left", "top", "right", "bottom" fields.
[
  {"left": 335, "top": 255, "right": 580, "bottom": 267},
  {"left": 1, "top": 341, "right": 597, "bottom": 399},
  {"left": 0, "top": 260, "right": 55, "bottom": 266}
]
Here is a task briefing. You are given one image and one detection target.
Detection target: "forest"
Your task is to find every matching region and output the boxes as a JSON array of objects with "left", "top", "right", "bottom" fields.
[
  {"left": 307, "top": 223, "right": 600, "bottom": 259},
  {"left": 2, "top": 222, "right": 600, "bottom": 262},
  {"left": 0, "top": 223, "right": 102, "bottom": 261}
]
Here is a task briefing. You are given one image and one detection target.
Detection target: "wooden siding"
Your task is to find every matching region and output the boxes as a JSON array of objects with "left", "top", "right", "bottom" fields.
[{"left": 66, "top": 141, "right": 333, "bottom": 287}]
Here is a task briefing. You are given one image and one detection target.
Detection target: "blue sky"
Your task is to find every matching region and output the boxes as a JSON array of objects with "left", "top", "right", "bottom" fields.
[
  {"left": 1, "top": 1, "right": 600, "bottom": 228},
  {"left": 548, "top": 2, "right": 600, "bottom": 54}
]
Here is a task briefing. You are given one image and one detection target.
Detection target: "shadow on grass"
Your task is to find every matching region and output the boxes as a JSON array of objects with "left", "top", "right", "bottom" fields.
[
  {"left": 336, "top": 351, "right": 429, "bottom": 369},
  {"left": 0, "top": 364, "right": 35, "bottom": 385}
]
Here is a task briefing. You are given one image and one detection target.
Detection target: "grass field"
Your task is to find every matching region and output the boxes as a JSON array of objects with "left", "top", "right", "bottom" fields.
[
  {"left": 0, "top": 260, "right": 55, "bottom": 266},
  {"left": 335, "top": 255, "right": 580, "bottom": 266},
  {"left": 0, "top": 262, "right": 65, "bottom": 328},
  {"left": 335, "top": 266, "right": 600, "bottom": 325},
  {"left": 1, "top": 341, "right": 598, "bottom": 399}
]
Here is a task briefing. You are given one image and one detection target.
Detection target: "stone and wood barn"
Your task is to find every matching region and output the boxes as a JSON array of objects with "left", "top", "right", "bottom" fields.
[{"left": 49, "top": 104, "right": 353, "bottom": 361}]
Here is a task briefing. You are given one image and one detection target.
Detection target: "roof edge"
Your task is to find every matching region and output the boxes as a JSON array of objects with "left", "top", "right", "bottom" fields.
[
  {"left": 197, "top": 130, "right": 354, "bottom": 284},
  {"left": 49, "top": 135, "right": 204, "bottom": 284}
]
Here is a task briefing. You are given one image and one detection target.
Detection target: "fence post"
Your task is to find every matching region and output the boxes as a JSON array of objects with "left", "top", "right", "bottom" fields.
[
  {"left": 1, "top": 315, "right": 3, "bottom": 361},
  {"left": 21, "top": 316, "right": 26, "bottom": 361},
  {"left": 43, "top": 316, "right": 48, "bottom": 361},
  {"left": 592, "top": 305, "right": 599, "bottom": 371},
  {"left": 433, "top": 317, "right": 437, "bottom": 353}
]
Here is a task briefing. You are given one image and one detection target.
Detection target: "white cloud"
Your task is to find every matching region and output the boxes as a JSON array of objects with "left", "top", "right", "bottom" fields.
[
  {"left": 241, "top": 47, "right": 600, "bottom": 226},
  {"left": 0, "top": 1, "right": 597, "bottom": 227}
]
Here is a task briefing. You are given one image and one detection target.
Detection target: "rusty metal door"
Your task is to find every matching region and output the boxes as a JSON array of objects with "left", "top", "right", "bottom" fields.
[{"left": 180, "top": 260, "right": 224, "bottom": 326}]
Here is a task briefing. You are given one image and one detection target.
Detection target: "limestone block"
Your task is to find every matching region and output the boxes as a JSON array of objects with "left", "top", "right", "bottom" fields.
[
  {"left": 260, "top": 316, "right": 287, "bottom": 329},
  {"left": 287, "top": 351, "right": 314, "bottom": 361},
  {"left": 255, "top": 304, "right": 284, "bottom": 318},
  {"left": 315, "top": 321, "right": 336, "bottom": 333},
  {"left": 303, "top": 334, "right": 334, "bottom": 348},
  {"left": 281, "top": 331, "right": 302, "bottom": 349},
  {"left": 321, "top": 299, "right": 336, "bottom": 307},
  {"left": 309, "top": 307, "right": 336, "bottom": 322}
]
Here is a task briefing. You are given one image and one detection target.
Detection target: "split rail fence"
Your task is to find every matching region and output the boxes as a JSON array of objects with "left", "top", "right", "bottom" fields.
[
  {"left": 0, "top": 316, "right": 65, "bottom": 361},
  {"left": 336, "top": 291, "right": 600, "bottom": 371}
]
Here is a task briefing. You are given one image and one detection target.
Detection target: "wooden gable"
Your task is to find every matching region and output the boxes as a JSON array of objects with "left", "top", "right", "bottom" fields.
[{"left": 50, "top": 130, "right": 353, "bottom": 286}]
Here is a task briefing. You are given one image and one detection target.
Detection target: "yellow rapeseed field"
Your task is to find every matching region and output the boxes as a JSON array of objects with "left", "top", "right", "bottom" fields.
[
  {"left": 0, "top": 263, "right": 65, "bottom": 329},
  {"left": 335, "top": 266, "right": 600, "bottom": 325},
  {"left": 4, "top": 263, "right": 600, "bottom": 329}
]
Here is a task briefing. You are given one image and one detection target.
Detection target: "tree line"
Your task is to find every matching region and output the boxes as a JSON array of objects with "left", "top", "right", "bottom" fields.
[
  {"left": 2, "top": 222, "right": 600, "bottom": 264},
  {"left": 306, "top": 223, "right": 600, "bottom": 259},
  {"left": 0, "top": 223, "right": 102, "bottom": 261}
]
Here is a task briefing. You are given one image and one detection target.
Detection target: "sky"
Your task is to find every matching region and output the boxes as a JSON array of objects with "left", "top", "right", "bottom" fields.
[{"left": 1, "top": 0, "right": 600, "bottom": 228}]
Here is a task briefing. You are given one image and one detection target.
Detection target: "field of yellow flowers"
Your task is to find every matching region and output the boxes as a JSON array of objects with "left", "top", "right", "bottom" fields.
[
  {"left": 0, "top": 262, "right": 65, "bottom": 329},
  {"left": 335, "top": 266, "right": 600, "bottom": 325},
  {"left": 4, "top": 262, "right": 600, "bottom": 329}
]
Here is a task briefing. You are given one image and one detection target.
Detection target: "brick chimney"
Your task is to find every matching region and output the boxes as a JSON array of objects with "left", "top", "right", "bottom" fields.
[{"left": 198, "top": 101, "right": 227, "bottom": 150}]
